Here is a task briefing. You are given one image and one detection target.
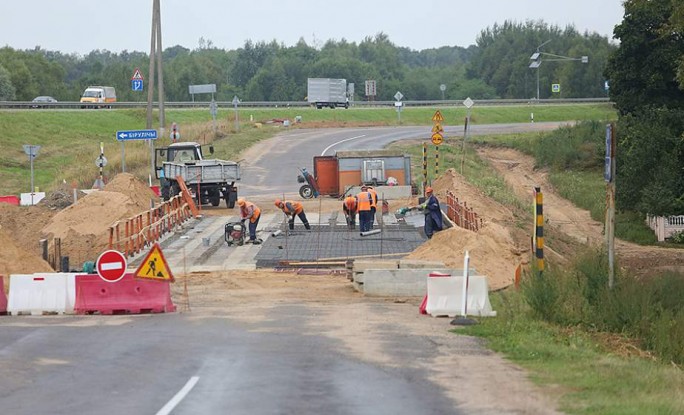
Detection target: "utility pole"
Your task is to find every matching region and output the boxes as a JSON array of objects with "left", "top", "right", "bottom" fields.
[
  {"left": 605, "top": 123, "right": 616, "bottom": 289},
  {"left": 146, "top": 0, "right": 165, "bottom": 178}
]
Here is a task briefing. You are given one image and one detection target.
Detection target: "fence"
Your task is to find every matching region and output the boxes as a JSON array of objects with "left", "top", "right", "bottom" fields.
[
  {"left": 646, "top": 214, "right": 684, "bottom": 242},
  {"left": 445, "top": 191, "right": 481, "bottom": 232},
  {"left": 109, "top": 195, "right": 192, "bottom": 257}
]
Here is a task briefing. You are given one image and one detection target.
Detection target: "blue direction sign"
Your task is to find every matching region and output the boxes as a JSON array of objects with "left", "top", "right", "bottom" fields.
[
  {"left": 116, "top": 129, "right": 158, "bottom": 141},
  {"left": 131, "top": 79, "right": 143, "bottom": 91}
]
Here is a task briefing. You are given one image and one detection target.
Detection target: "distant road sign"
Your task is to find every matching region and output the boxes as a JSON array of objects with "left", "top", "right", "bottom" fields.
[
  {"left": 116, "top": 129, "right": 158, "bottom": 141},
  {"left": 394, "top": 91, "right": 404, "bottom": 101},
  {"left": 134, "top": 243, "right": 174, "bottom": 282},
  {"left": 96, "top": 250, "right": 127, "bottom": 282},
  {"left": 431, "top": 110, "right": 444, "bottom": 122},
  {"left": 131, "top": 68, "right": 144, "bottom": 80},
  {"left": 463, "top": 97, "right": 474, "bottom": 109},
  {"left": 131, "top": 80, "right": 143, "bottom": 91},
  {"left": 431, "top": 132, "right": 443, "bottom": 145},
  {"left": 552, "top": 84, "right": 561, "bottom": 93}
]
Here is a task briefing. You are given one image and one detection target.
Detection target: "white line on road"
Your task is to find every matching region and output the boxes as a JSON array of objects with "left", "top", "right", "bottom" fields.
[
  {"left": 321, "top": 135, "right": 366, "bottom": 156},
  {"left": 156, "top": 376, "right": 200, "bottom": 415}
]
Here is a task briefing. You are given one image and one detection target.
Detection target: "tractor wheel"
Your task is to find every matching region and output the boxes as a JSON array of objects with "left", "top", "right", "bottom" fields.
[{"left": 299, "top": 185, "right": 314, "bottom": 199}]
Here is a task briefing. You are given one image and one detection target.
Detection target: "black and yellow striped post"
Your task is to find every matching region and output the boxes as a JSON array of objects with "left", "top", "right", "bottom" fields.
[
  {"left": 435, "top": 145, "right": 439, "bottom": 175},
  {"left": 422, "top": 142, "right": 428, "bottom": 194},
  {"left": 534, "top": 186, "right": 544, "bottom": 273}
]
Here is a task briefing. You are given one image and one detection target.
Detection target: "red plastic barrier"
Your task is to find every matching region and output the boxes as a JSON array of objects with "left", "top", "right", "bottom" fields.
[
  {"left": 0, "top": 276, "right": 7, "bottom": 315},
  {"left": 0, "top": 195, "right": 20, "bottom": 206},
  {"left": 419, "top": 272, "right": 451, "bottom": 315},
  {"left": 74, "top": 273, "right": 175, "bottom": 315}
]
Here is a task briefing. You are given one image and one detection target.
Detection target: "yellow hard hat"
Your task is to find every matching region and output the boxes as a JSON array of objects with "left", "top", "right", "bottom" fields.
[{"left": 237, "top": 198, "right": 245, "bottom": 206}]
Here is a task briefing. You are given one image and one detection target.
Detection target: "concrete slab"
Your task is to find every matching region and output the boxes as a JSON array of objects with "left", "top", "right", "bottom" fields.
[{"left": 361, "top": 268, "right": 479, "bottom": 297}]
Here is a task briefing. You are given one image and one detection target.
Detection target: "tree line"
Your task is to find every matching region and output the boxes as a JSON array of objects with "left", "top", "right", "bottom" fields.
[
  {"left": 0, "top": 21, "right": 616, "bottom": 102},
  {"left": 606, "top": 0, "right": 684, "bottom": 216}
]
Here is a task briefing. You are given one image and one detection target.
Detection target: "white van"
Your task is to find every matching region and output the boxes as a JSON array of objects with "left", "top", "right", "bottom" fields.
[{"left": 80, "top": 86, "right": 116, "bottom": 108}]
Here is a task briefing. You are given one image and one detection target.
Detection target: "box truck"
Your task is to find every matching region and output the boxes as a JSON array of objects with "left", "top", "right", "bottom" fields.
[
  {"left": 80, "top": 86, "right": 116, "bottom": 108},
  {"left": 307, "top": 78, "right": 349, "bottom": 109}
]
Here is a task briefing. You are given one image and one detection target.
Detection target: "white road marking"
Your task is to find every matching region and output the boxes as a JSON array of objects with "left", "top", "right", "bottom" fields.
[
  {"left": 321, "top": 135, "right": 366, "bottom": 156},
  {"left": 101, "top": 262, "right": 123, "bottom": 270},
  {"left": 156, "top": 376, "right": 200, "bottom": 415}
]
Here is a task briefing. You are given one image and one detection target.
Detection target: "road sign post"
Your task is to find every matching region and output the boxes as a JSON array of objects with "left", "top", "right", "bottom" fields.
[
  {"left": 96, "top": 250, "right": 128, "bottom": 282},
  {"left": 22, "top": 144, "right": 40, "bottom": 204},
  {"left": 232, "top": 95, "right": 240, "bottom": 132},
  {"left": 115, "top": 130, "right": 158, "bottom": 174}
]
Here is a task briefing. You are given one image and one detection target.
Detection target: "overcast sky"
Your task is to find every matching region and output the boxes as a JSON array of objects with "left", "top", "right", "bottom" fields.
[{"left": 1, "top": 0, "right": 624, "bottom": 55}]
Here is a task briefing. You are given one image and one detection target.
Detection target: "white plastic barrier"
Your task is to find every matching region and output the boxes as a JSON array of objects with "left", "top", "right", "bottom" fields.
[
  {"left": 425, "top": 275, "right": 496, "bottom": 317},
  {"left": 20, "top": 192, "right": 46, "bottom": 206},
  {"left": 7, "top": 273, "right": 78, "bottom": 315}
]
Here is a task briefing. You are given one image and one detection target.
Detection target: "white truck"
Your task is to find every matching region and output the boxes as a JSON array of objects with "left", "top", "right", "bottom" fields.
[
  {"left": 155, "top": 142, "right": 240, "bottom": 208},
  {"left": 307, "top": 78, "right": 349, "bottom": 109},
  {"left": 80, "top": 86, "right": 116, "bottom": 108}
]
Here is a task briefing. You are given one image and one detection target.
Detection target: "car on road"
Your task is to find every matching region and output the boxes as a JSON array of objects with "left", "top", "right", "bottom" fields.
[{"left": 31, "top": 96, "right": 58, "bottom": 108}]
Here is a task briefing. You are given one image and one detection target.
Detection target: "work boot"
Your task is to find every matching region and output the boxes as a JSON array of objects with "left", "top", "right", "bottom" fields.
[
  {"left": 253, "top": 239, "right": 262, "bottom": 245},
  {"left": 304, "top": 222, "right": 311, "bottom": 230}
]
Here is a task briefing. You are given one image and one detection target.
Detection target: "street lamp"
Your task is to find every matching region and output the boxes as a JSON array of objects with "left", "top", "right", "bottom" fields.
[{"left": 529, "top": 40, "right": 588, "bottom": 101}]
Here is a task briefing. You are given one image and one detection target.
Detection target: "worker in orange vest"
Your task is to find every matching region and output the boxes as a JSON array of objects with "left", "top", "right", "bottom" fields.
[
  {"left": 366, "top": 186, "right": 378, "bottom": 229},
  {"left": 343, "top": 195, "right": 358, "bottom": 230},
  {"left": 237, "top": 198, "right": 262, "bottom": 244},
  {"left": 275, "top": 199, "right": 311, "bottom": 230},
  {"left": 356, "top": 185, "right": 373, "bottom": 232}
]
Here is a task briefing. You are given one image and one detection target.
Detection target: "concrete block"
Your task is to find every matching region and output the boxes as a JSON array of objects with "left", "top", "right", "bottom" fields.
[
  {"left": 361, "top": 268, "right": 480, "bottom": 297},
  {"left": 398, "top": 259, "right": 446, "bottom": 269},
  {"left": 352, "top": 260, "right": 399, "bottom": 273}
]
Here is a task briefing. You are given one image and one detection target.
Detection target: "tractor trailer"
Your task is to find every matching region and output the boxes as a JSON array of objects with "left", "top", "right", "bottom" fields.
[{"left": 307, "top": 78, "right": 349, "bottom": 109}]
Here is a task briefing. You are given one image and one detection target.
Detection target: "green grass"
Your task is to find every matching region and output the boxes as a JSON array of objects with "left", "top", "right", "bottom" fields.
[{"left": 461, "top": 291, "right": 684, "bottom": 414}]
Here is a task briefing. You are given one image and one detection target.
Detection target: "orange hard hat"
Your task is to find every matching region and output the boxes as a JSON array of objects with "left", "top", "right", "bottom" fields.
[
  {"left": 237, "top": 198, "right": 246, "bottom": 206},
  {"left": 425, "top": 186, "right": 433, "bottom": 194},
  {"left": 274, "top": 198, "right": 282, "bottom": 207}
]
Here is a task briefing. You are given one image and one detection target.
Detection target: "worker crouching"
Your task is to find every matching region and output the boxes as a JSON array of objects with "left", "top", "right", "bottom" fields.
[
  {"left": 343, "top": 195, "right": 358, "bottom": 230},
  {"left": 238, "top": 198, "right": 262, "bottom": 244},
  {"left": 422, "top": 186, "right": 443, "bottom": 239},
  {"left": 275, "top": 199, "right": 311, "bottom": 230}
]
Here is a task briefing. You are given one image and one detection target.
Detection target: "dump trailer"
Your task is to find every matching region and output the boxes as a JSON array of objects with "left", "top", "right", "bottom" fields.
[
  {"left": 307, "top": 78, "right": 349, "bottom": 109},
  {"left": 155, "top": 142, "right": 240, "bottom": 208}
]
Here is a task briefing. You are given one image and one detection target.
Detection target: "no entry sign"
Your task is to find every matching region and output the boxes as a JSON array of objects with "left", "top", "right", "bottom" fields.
[{"left": 96, "top": 250, "right": 127, "bottom": 282}]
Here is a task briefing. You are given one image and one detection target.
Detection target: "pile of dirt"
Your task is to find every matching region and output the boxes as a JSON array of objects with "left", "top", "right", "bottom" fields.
[
  {"left": 406, "top": 223, "right": 524, "bottom": 291},
  {"left": 431, "top": 168, "right": 516, "bottom": 226},
  {"left": 0, "top": 227, "right": 54, "bottom": 290},
  {"left": 40, "top": 173, "right": 158, "bottom": 264},
  {"left": 38, "top": 188, "right": 87, "bottom": 210}
]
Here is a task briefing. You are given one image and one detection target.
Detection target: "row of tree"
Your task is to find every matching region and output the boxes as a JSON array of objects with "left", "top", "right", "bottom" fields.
[
  {"left": 606, "top": 0, "right": 684, "bottom": 215},
  {"left": 0, "top": 21, "right": 616, "bottom": 102}
]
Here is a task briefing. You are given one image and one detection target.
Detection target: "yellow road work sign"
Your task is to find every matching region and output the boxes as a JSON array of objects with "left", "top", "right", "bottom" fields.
[
  {"left": 135, "top": 243, "right": 174, "bottom": 282},
  {"left": 431, "top": 123, "right": 443, "bottom": 133},
  {"left": 431, "top": 110, "right": 444, "bottom": 122},
  {"left": 431, "top": 132, "right": 443, "bottom": 145}
]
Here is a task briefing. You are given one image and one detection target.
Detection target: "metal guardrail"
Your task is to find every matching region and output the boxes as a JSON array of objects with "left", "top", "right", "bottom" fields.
[{"left": 0, "top": 97, "right": 611, "bottom": 110}]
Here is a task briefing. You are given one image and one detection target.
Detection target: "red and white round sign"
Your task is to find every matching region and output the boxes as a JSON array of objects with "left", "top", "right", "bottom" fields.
[{"left": 96, "top": 250, "right": 127, "bottom": 282}]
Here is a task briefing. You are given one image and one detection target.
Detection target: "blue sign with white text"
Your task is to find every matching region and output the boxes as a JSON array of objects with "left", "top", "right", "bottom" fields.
[{"left": 116, "top": 129, "right": 158, "bottom": 141}]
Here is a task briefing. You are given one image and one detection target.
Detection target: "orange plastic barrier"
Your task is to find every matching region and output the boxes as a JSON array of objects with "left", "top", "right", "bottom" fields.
[
  {"left": 74, "top": 273, "right": 175, "bottom": 315},
  {"left": 0, "top": 276, "right": 7, "bottom": 315},
  {"left": 0, "top": 195, "right": 19, "bottom": 206}
]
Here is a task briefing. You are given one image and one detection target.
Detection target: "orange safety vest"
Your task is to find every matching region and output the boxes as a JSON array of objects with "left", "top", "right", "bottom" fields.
[
  {"left": 343, "top": 196, "right": 357, "bottom": 213},
  {"left": 281, "top": 201, "right": 303, "bottom": 215},
  {"left": 241, "top": 201, "right": 261, "bottom": 223},
  {"left": 356, "top": 191, "right": 372, "bottom": 211},
  {"left": 367, "top": 188, "right": 378, "bottom": 208}
]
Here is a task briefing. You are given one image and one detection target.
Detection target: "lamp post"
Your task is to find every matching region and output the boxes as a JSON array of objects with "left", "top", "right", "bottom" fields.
[{"left": 529, "top": 40, "right": 588, "bottom": 101}]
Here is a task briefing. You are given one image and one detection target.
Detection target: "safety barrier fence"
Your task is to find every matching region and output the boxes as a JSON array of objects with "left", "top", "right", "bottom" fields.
[
  {"left": 108, "top": 195, "right": 192, "bottom": 257},
  {"left": 3, "top": 272, "right": 175, "bottom": 316},
  {"left": 646, "top": 214, "right": 684, "bottom": 242},
  {"left": 446, "top": 191, "right": 481, "bottom": 232}
]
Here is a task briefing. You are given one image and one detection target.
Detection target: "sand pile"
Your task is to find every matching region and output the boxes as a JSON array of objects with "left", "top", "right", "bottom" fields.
[
  {"left": 431, "top": 168, "right": 516, "bottom": 225},
  {"left": 0, "top": 227, "right": 54, "bottom": 290},
  {"left": 406, "top": 222, "right": 524, "bottom": 290},
  {"left": 40, "top": 173, "right": 158, "bottom": 264}
]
